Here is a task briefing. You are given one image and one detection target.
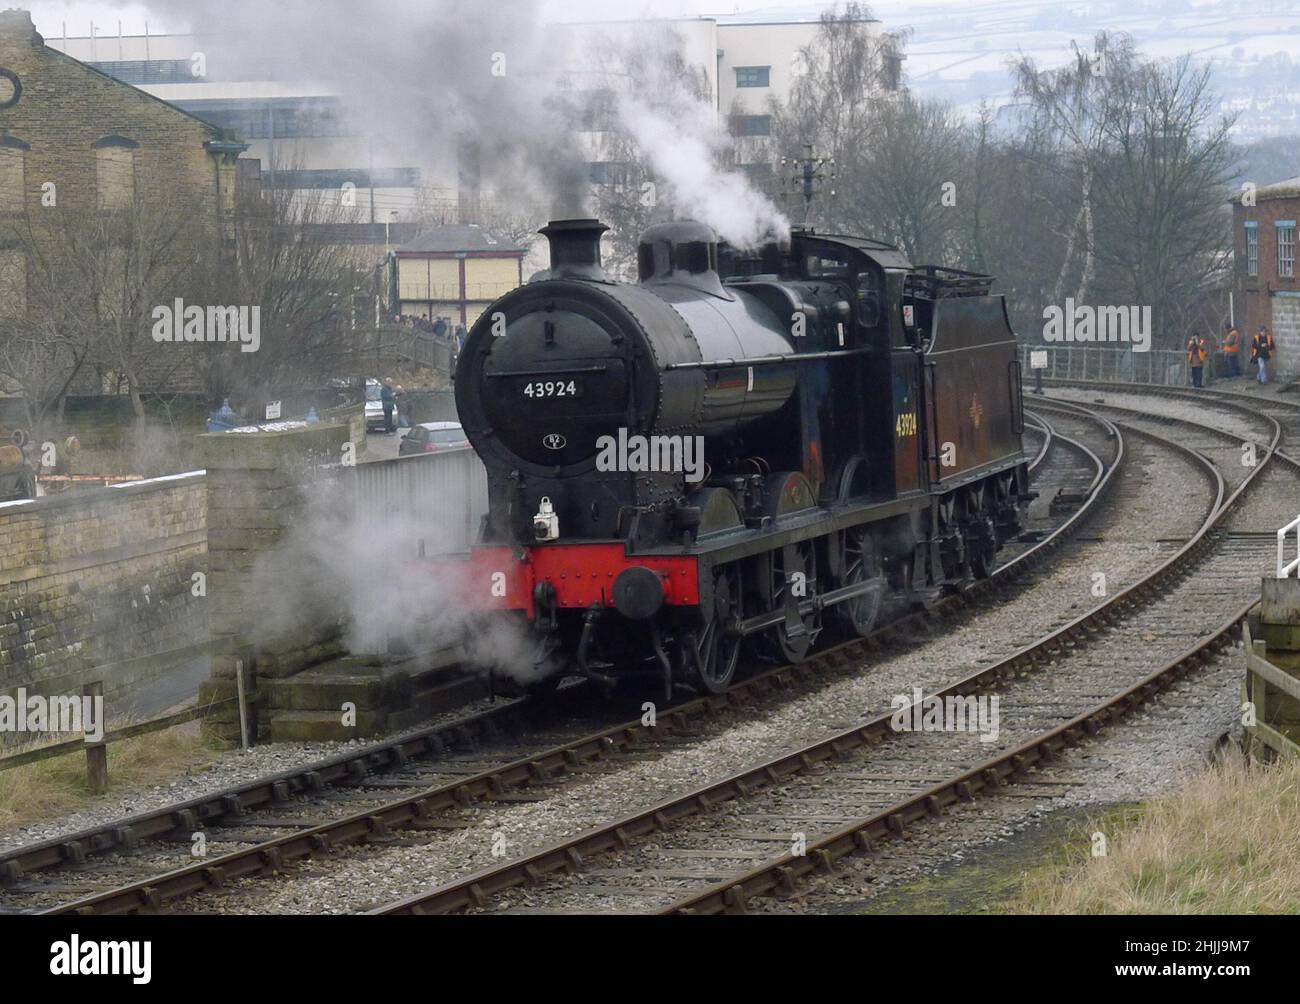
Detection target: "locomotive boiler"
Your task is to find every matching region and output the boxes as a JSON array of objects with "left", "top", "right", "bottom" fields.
[{"left": 440, "top": 217, "right": 1030, "bottom": 697}]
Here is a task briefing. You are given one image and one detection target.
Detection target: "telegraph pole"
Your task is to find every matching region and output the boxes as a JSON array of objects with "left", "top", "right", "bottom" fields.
[{"left": 780, "top": 144, "right": 835, "bottom": 229}]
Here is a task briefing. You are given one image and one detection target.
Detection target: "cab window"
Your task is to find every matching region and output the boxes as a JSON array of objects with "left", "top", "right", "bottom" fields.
[{"left": 855, "top": 271, "right": 881, "bottom": 328}]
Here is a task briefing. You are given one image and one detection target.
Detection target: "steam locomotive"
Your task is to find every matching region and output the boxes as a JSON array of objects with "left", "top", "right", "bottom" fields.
[{"left": 439, "top": 217, "right": 1030, "bottom": 697}]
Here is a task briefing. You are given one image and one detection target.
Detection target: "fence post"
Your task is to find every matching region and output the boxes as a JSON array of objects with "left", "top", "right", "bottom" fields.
[
  {"left": 83, "top": 680, "right": 108, "bottom": 795},
  {"left": 235, "top": 658, "right": 251, "bottom": 751}
]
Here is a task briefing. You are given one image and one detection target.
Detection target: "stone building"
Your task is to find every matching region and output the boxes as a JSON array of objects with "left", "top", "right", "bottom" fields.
[
  {"left": 0, "top": 7, "right": 244, "bottom": 348},
  {"left": 1233, "top": 176, "right": 1300, "bottom": 377}
]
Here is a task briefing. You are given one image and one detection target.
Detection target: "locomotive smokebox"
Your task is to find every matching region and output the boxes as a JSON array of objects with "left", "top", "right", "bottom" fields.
[{"left": 538, "top": 218, "right": 609, "bottom": 281}]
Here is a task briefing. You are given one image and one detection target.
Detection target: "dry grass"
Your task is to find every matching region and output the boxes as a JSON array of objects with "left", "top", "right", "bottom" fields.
[
  {"left": 0, "top": 726, "right": 217, "bottom": 832},
  {"left": 1017, "top": 752, "right": 1300, "bottom": 914}
]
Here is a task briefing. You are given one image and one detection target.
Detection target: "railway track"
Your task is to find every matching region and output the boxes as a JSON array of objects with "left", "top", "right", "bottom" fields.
[
  {"left": 370, "top": 399, "right": 1290, "bottom": 915},
  {"left": 8, "top": 411, "right": 1117, "bottom": 916}
]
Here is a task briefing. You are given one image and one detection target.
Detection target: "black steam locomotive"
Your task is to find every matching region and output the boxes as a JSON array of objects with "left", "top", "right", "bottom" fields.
[{"left": 439, "top": 217, "right": 1030, "bottom": 697}]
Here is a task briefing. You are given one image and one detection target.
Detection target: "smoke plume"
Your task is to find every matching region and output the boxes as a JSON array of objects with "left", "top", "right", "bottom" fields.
[{"left": 128, "top": 0, "right": 787, "bottom": 242}]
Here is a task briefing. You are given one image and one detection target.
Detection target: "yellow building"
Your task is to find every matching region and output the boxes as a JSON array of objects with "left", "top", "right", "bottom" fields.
[{"left": 393, "top": 223, "right": 523, "bottom": 329}]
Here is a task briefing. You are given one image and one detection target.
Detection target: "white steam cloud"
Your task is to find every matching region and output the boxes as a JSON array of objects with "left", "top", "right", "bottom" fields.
[
  {"left": 123, "top": 0, "right": 787, "bottom": 245},
  {"left": 618, "top": 90, "right": 791, "bottom": 248},
  {"left": 246, "top": 472, "right": 550, "bottom": 687}
]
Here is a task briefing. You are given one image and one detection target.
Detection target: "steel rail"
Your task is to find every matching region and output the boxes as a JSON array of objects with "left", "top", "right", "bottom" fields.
[
  {"left": 1023, "top": 414, "right": 1053, "bottom": 473},
  {"left": 37, "top": 418, "right": 1115, "bottom": 916},
  {"left": 0, "top": 694, "right": 533, "bottom": 883}
]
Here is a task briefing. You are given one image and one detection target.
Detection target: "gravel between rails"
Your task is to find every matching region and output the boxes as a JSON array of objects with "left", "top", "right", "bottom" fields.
[
  {"left": 194, "top": 418, "right": 1215, "bottom": 914},
  {"left": 764, "top": 645, "right": 1243, "bottom": 914}
]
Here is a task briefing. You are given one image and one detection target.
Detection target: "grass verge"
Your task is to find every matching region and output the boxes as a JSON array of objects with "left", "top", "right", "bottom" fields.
[
  {"left": 1016, "top": 752, "right": 1300, "bottom": 914},
  {"left": 0, "top": 726, "right": 217, "bottom": 833}
]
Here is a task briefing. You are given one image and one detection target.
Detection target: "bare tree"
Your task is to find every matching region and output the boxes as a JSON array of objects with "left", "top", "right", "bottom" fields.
[
  {"left": 189, "top": 172, "right": 374, "bottom": 417},
  {"left": 1013, "top": 32, "right": 1139, "bottom": 308},
  {"left": 1091, "top": 55, "right": 1236, "bottom": 348},
  {"left": 4, "top": 169, "right": 205, "bottom": 430},
  {"left": 0, "top": 224, "right": 94, "bottom": 445}
]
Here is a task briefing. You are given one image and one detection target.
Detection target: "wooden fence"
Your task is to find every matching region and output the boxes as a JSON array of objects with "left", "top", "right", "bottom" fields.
[{"left": 1242, "top": 617, "right": 1300, "bottom": 760}]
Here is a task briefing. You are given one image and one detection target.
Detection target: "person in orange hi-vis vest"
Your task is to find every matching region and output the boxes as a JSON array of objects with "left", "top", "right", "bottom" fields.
[
  {"left": 1186, "top": 330, "right": 1209, "bottom": 388},
  {"left": 1222, "top": 321, "right": 1241, "bottom": 378}
]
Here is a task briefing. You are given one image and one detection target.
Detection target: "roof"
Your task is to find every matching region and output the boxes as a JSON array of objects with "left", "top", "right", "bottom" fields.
[
  {"left": 0, "top": 11, "right": 235, "bottom": 142},
  {"left": 714, "top": 6, "right": 878, "bottom": 26},
  {"left": 397, "top": 223, "right": 522, "bottom": 255},
  {"left": 1233, "top": 176, "right": 1300, "bottom": 205}
]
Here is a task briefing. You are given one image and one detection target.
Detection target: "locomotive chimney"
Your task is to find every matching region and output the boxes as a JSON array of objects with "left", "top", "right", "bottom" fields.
[{"left": 538, "top": 218, "right": 609, "bottom": 280}]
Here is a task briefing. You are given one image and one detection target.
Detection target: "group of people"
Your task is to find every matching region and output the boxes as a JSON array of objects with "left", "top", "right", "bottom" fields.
[
  {"left": 390, "top": 313, "right": 469, "bottom": 349},
  {"left": 1185, "top": 323, "right": 1275, "bottom": 388},
  {"left": 392, "top": 313, "right": 449, "bottom": 337}
]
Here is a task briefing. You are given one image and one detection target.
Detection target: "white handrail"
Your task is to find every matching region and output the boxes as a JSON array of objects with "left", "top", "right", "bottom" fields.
[{"left": 1278, "top": 514, "right": 1300, "bottom": 577}]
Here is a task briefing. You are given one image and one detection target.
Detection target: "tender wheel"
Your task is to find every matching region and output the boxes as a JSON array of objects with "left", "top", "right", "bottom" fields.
[
  {"left": 838, "top": 526, "right": 884, "bottom": 637},
  {"left": 689, "top": 564, "right": 743, "bottom": 693}
]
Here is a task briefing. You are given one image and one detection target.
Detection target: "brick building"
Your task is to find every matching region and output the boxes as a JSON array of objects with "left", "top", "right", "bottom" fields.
[
  {"left": 1233, "top": 176, "right": 1300, "bottom": 377},
  {"left": 0, "top": 7, "right": 244, "bottom": 388}
]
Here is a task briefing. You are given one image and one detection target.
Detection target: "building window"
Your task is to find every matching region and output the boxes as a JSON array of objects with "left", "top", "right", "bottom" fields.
[
  {"left": 740, "top": 162, "right": 773, "bottom": 183},
  {"left": 588, "top": 161, "right": 632, "bottom": 186},
  {"left": 735, "top": 66, "right": 770, "bottom": 88},
  {"left": 89, "top": 59, "right": 200, "bottom": 85},
  {"left": 1278, "top": 221, "right": 1296, "bottom": 279},
  {"left": 731, "top": 114, "right": 771, "bottom": 137},
  {"left": 94, "top": 136, "right": 138, "bottom": 210},
  {"left": 265, "top": 167, "right": 421, "bottom": 190},
  {"left": 175, "top": 97, "right": 347, "bottom": 140},
  {"left": 0, "top": 136, "right": 27, "bottom": 212},
  {"left": 1245, "top": 222, "right": 1258, "bottom": 277}
]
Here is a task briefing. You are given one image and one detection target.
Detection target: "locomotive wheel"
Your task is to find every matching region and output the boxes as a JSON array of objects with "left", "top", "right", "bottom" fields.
[
  {"left": 690, "top": 564, "right": 743, "bottom": 693},
  {"left": 769, "top": 540, "right": 818, "bottom": 663},
  {"left": 967, "top": 515, "right": 998, "bottom": 579},
  {"left": 837, "top": 526, "right": 884, "bottom": 637}
]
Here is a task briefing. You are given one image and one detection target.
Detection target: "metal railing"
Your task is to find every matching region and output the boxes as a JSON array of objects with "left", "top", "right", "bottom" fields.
[
  {"left": 1279, "top": 514, "right": 1300, "bottom": 577},
  {"left": 345, "top": 447, "right": 488, "bottom": 654},
  {"left": 1019, "top": 345, "right": 1237, "bottom": 386},
  {"left": 348, "top": 446, "right": 487, "bottom": 554}
]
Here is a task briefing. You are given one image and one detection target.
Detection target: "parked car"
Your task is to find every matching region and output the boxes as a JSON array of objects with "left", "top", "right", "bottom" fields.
[
  {"left": 364, "top": 379, "right": 388, "bottom": 432},
  {"left": 399, "top": 421, "right": 470, "bottom": 456}
]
